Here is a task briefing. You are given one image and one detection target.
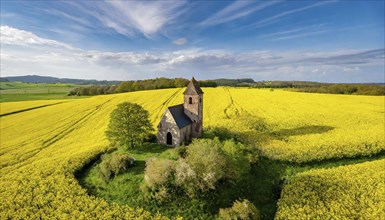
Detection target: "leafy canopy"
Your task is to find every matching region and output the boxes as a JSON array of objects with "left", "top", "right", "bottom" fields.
[{"left": 106, "top": 102, "right": 154, "bottom": 149}]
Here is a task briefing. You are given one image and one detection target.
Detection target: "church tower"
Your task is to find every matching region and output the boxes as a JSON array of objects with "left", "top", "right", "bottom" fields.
[{"left": 183, "top": 77, "right": 203, "bottom": 138}]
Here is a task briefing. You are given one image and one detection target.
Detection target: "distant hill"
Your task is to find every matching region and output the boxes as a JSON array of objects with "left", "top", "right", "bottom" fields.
[{"left": 2, "top": 75, "right": 122, "bottom": 85}]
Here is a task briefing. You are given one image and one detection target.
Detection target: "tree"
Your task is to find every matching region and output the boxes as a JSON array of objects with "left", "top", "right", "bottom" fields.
[{"left": 106, "top": 102, "right": 154, "bottom": 149}]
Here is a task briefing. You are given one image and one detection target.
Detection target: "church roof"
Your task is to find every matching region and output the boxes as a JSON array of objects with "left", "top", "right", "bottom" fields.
[
  {"left": 183, "top": 77, "right": 204, "bottom": 95},
  {"left": 168, "top": 104, "right": 192, "bottom": 128}
]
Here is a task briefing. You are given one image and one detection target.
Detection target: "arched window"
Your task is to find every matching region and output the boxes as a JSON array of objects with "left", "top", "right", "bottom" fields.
[
  {"left": 199, "top": 97, "right": 202, "bottom": 103},
  {"left": 188, "top": 97, "right": 192, "bottom": 104}
]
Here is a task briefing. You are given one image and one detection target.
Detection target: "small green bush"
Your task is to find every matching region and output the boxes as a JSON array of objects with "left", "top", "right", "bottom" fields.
[
  {"left": 222, "top": 140, "right": 251, "bottom": 179},
  {"left": 181, "top": 138, "right": 228, "bottom": 193},
  {"left": 98, "top": 153, "right": 135, "bottom": 182},
  {"left": 143, "top": 158, "right": 175, "bottom": 202},
  {"left": 144, "top": 158, "right": 175, "bottom": 189},
  {"left": 218, "top": 199, "right": 260, "bottom": 220}
]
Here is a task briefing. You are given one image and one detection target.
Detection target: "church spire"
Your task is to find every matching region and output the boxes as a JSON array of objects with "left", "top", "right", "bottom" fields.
[{"left": 183, "top": 77, "right": 204, "bottom": 95}]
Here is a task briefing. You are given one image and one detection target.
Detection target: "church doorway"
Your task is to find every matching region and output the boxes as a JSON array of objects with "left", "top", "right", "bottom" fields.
[{"left": 166, "top": 132, "right": 172, "bottom": 145}]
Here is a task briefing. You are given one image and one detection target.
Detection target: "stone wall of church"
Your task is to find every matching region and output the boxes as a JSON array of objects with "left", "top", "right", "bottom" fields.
[
  {"left": 179, "top": 125, "right": 192, "bottom": 144},
  {"left": 157, "top": 110, "right": 181, "bottom": 147}
]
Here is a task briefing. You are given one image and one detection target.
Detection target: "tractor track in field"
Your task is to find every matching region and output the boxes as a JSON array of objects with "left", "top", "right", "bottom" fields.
[
  {"left": 0, "top": 101, "right": 69, "bottom": 117},
  {"left": 223, "top": 88, "right": 247, "bottom": 119},
  {"left": 41, "top": 98, "right": 114, "bottom": 148},
  {"left": 0, "top": 98, "right": 115, "bottom": 172},
  {"left": 152, "top": 88, "right": 182, "bottom": 123}
]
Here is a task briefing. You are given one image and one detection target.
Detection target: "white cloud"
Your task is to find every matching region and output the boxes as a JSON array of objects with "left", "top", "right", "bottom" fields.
[
  {"left": 87, "top": 1, "right": 187, "bottom": 38},
  {"left": 0, "top": 26, "right": 73, "bottom": 49},
  {"left": 173, "top": 38, "right": 187, "bottom": 45},
  {"left": 1, "top": 26, "right": 384, "bottom": 83}
]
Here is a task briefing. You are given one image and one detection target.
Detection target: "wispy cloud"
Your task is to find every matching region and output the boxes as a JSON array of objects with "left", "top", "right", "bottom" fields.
[
  {"left": 200, "top": 0, "right": 277, "bottom": 26},
  {"left": 42, "top": 8, "right": 93, "bottom": 28},
  {"left": 272, "top": 30, "right": 328, "bottom": 40},
  {"left": 94, "top": 1, "right": 188, "bottom": 38},
  {"left": 0, "top": 12, "right": 17, "bottom": 19},
  {"left": 249, "top": 1, "right": 336, "bottom": 28},
  {"left": 173, "top": 38, "right": 187, "bottom": 45}
]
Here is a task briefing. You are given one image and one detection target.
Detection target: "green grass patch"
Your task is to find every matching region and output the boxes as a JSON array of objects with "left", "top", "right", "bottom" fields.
[
  {"left": 0, "top": 82, "right": 82, "bottom": 102},
  {"left": 77, "top": 142, "right": 385, "bottom": 220},
  {"left": 76, "top": 141, "right": 280, "bottom": 219}
]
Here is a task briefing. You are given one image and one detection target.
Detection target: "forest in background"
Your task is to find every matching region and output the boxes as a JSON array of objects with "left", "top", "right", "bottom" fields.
[{"left": 1, "top": 75, "right": 384, "bottom": 97}]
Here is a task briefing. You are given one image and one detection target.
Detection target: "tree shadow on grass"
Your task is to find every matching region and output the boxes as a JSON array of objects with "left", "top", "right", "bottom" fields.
[
  {"left": 128, "top": 160, "right": 146, "bottom": 175},
  {"left": 129, "top": 142, "right": 168, "bottom": 154}
]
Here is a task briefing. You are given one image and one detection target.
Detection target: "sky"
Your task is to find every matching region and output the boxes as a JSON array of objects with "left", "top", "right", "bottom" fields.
[{"left": 0, "top": 0, "right": 384, "bottom": 83}]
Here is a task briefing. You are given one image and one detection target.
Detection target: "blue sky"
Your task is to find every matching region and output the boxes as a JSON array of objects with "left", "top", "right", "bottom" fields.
[{"left": 1, "top": 0, "right": 384, "bottom": 82}]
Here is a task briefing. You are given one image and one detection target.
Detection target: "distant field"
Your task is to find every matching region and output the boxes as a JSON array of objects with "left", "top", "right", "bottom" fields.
[
  {"left": 0, "top": 88, "right": 384, "bottom": 219},
  {"left": 0, "top": 82, "right": 80, "bottom": 102}
]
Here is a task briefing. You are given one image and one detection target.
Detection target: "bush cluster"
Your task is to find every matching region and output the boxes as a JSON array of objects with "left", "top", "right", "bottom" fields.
[
  {"left": 98, "top": 153, "right": 136, "bottom": 182},
  {"left": 218, "top": 199, "right": 260, "bottom": 220},
  {"left": 142, "top": 138, "right": 250, "bottom": 201}
]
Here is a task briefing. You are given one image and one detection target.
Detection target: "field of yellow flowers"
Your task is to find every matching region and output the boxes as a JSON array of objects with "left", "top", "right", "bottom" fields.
[
  {"left": 0, "top": 87, "right": 384, "bottom": 219},
  {"left": 275, "top": 159, "right": 385, "bottom": 219}
]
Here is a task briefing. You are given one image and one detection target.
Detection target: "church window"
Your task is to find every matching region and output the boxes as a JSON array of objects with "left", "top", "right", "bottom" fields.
[{"left": 189, "top": 97, "right": 192, "bottom": 104}]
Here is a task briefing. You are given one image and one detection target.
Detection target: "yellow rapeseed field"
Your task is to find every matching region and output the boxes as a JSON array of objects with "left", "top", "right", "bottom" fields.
[
  {"left": 0, "top": 87, "right": 384, "bottom": 218},
  {"left": 275, "top": 159, "right": 385, "bottom": 219}
]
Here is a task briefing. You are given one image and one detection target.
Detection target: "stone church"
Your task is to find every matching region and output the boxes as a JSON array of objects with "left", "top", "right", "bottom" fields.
[{"left": 157, "top": 78, "right": 203, "bottom": 147}]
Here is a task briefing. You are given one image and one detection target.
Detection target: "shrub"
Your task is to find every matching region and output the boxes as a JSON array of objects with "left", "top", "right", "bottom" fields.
[
  {"left": 218, "top": 199, "right": 260, "bottom": 220},
  {"left": 143, "top": 158, "right": 175, "bottom": 202},
  {"left": 98, "top": 153, "right": 135, "bottom": 182},
  {"left": 182, "top": 138, "right": 228, "bottom": 193},
  {"left": 222, "top": 140, "right": 251, "bottom": 179},
  {"left": 144, "top": 158, "right": 175, "bottom": 189},
  {"left": 174, "top": 159, "right": 198, "bottom": 197}
]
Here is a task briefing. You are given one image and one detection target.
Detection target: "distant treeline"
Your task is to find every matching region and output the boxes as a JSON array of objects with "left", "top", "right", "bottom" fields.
[
  {"left": 296, "top": 84, "right": 385, "bottom": 96},
  {"left": 2, "top": 75, "right": 122, "bottom": 85},
  {"left": 68, "top": 77, "right": 385, "bottom": 96},
  {"left": 253, "top": 81, "right": 323, "bottom": 88},
  {"left": 209, "top": 78, "right": 255, "bottom": 86},
  {"left": 68, "top": 78, "right": 217, "bottom": 96}
]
